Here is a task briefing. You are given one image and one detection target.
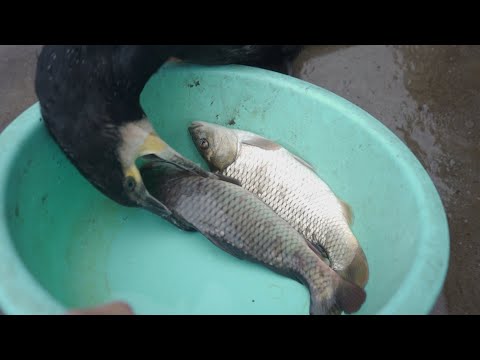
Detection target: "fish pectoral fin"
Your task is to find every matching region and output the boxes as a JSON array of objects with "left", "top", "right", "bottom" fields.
[
  {"left": 214, "top": 171, "right": 242, "bottom": 187},
  {"left": 204, "top": 233, "right": 246, "bottom": 261},
  {"left": 339, "top": 199, "right": 354, "bottom": 225},
  {"left": 240, "top": 134, "right": 282, "bottom": 150},
  {"left": 305, "top": 240, "right": 331, "bottom": 267},
  {"left": 167, "top": 214, "right": 196, "bottom": 232},
  {"left": 241, "top": 133, "right": 316, "bottom": 172}
]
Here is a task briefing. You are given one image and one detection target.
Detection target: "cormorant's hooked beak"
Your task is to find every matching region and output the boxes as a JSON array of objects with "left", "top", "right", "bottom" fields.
[
  {"left": 141, "top": 187, "right": 172, "bottom": 217},
  {"left": 135, "top": 132, "right": 213, "bottom": 178}
]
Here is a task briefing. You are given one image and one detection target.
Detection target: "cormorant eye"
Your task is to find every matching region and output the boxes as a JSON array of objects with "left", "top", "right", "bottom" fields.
[
  {"left": 125, "top": 176, "right": 136, "bottom": 192},
  {"left": 199, "top": 138, "right": 209, "bottom": 149}
]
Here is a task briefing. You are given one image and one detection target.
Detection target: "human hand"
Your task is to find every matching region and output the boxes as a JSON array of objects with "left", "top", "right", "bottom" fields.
[{"left": 67, "top": 301, "right": 134, "bottom": 315}]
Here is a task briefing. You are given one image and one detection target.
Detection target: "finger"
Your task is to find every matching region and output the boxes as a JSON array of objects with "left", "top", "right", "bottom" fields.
[{"left": 67, "top": 301, "right": 135, "bottom": 315}]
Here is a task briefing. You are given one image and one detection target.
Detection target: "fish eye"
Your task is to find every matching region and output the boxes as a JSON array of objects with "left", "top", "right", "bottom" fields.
[
  {"left": 198, "top": 138, "right": 209, "bottom": 150},
  {"left": 125, "top": 176, "right": 136, "bottom": 192}
]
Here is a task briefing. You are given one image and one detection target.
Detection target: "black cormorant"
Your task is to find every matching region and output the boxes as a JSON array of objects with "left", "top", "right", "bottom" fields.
[{"left": 35, "top": 45, "right": 301, "bottom": 224}]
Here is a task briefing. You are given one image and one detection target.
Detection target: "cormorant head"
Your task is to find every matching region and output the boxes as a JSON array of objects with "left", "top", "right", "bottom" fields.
[
  {"left": 112, "top": 117, "right": 212, "bottom": 218},
  {"left": 85, "top": 116, "right": 217, "bottom": 219},
  {"left": 42, "top": 110, "right": 212, "bottom": 220},
  {"left": 34, "top": 45, "right": 217, "bottom": 221}
]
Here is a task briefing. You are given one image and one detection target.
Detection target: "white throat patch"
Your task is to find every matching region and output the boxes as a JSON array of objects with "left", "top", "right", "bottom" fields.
[{"left": 117, "top": 118, "right": 157, "bottom": 170}]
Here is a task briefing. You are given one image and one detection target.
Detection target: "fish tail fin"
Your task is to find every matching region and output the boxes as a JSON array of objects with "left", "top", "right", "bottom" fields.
[
  {"left": 338, "top": 246, "right": 370, "bottom": 289},
  {"left": 327, "top": 304, "right": 343, "bottom": 315},
  {"left": 339, "top": 199, "right": 354, "bottom": 225},
  {"left": 308, "top": 276, "right": 366, "bottom": 315},
  {"left": 334, "top": 276, "right": 367, "bottom": 314}
]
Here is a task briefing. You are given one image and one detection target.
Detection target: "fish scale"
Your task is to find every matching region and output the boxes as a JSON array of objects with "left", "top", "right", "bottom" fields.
[
  {"left": 141, "top": 165, "right": 366, "bottom": 315},
  {"left": 188, "top": 122, "right": 369, "bottom": 289},
  {"left": 224, "top": 144, "right": 356, "bottom": 272}
]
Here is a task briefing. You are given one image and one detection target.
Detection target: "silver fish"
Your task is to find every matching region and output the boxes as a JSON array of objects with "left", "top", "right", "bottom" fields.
[
  {"left": 188, "top": 121, "right": 369, "bottom": 288},
  {"left": 141, "top": 163, "right": 366, "bottom": 315}
]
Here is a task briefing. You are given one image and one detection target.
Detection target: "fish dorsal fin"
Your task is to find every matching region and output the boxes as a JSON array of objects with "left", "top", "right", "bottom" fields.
[
  {"left": 240, "top": 132, "right": 315, "bottom": 171},
  {"left": 141, "top": 155, "right": 240, "bottom": 186},
  {"left": 240, "top": 133, "right": 281, "bottom": 151},
  {"left": 291, "top": 153, "right": 315, "bottom": 172},
  {"left": 340, "top": 199, "right": 354, "bottom": 225}
]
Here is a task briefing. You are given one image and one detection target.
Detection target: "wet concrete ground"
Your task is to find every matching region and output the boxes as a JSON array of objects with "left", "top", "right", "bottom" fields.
[
  {"left": 0, "top": 45, "right": 42, "bottom": 132},
  {"left": 0, "top": 45, "right": 477, "bottom": 314},
  {"left": 292, "top": 45, "right": 479, "bottom": 315}
]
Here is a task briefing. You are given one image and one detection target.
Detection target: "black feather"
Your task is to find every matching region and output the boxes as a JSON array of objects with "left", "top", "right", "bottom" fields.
[{"left": 35, "top": 45, "right": 303, "bottom": 207}]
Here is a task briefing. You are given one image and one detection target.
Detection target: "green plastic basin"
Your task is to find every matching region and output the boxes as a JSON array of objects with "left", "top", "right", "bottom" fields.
[{"left": 0, "top": 63, "right": 449, "bottom": 315}]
